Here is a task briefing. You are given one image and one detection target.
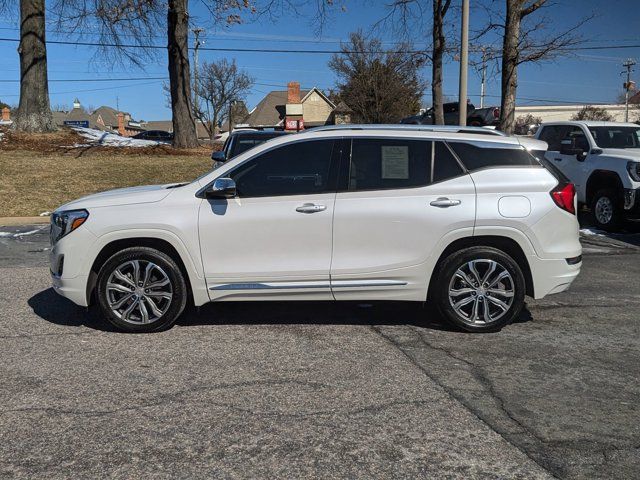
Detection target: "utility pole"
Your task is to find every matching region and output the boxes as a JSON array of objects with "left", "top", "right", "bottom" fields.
[
  {"left": 480, "top": 47, "right": 488, "bottom": 108},
  {"left": 458, "top": 0, "right": 469, "bottom": 125},
  {"left": 192, "top": 27, "right": 204, "bottom": 116},
  {"left": 622, "top": 58, "right": 636, "bottom": 122}
]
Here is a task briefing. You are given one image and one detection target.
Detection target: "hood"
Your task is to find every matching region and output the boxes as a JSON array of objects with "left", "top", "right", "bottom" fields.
[
  {"left": 598, "top": 148, "right": 640, "bottom": 161},
  {"left": 56, "top": 183, "right": 183, "bottom": 211}
]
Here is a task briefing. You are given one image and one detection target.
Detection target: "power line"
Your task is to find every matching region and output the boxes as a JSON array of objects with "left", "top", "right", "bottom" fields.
[{"left": 0, "top": 37, "right": 638, "bottom": 54}]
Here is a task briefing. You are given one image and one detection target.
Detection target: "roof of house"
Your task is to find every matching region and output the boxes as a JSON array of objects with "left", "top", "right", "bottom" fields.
[
  {"left": 629, "top": 91, "right": 640, "bottom": 104},
  {"left": 246, "top": 89, "right": 311, "bottom": 127},
  {"left": 92, "top": 106, "right": 120, "bottom": 127}
]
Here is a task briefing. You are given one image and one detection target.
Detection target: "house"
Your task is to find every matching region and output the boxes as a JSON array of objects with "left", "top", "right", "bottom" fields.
[
  {"left": 514, "top": 104, "right": 637, "bottom": 123},
  {"left": 245, "top": 81, "right": 349, "bottom": 130},
  {"left": 54, "top": 99, "right": 145, "bottom": 137}
]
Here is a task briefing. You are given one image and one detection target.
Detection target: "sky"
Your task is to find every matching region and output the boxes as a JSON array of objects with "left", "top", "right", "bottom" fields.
[{"left": 0, "top": 0, "right": 639, "bottom": 121}]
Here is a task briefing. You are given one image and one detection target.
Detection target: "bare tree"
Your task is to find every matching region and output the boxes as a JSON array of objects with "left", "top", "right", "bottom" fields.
[
  {"left": 571, "top": 105, "right": 613, "bottom": 122},
  {"left": 476, "top": 1, "right": 591, "bottom": 133},
  {"left": 431, "top": 0, "right": 452, "bottom": 124},
  {"left": 195, "top": 59, "right": 253, "bottom": 139},
  {"left": 167, "top": 0, "right": 198, "bottom": 147},
  {"left": 329, "top": 31, "right": 426, "bottom": 124},
  {"left": 4, "top": 0, "right": 56, "bottom": 132},
  {"left": 374, "top": 1, "right": 454, "bottom": 124}
]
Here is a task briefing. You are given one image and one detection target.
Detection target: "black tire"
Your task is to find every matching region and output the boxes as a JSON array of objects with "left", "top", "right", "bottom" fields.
[
  {"left": 96, "top": 247, "right": 188, "bottom": 333},
  {"left": 590, "top": 188, "right": 622, "bottom": 231},
  {"left": 468, "top": 118, "right": 483, "bottom": 127},
  {"left": 433, "top": 247, "right": 526, "bottom": 333}
]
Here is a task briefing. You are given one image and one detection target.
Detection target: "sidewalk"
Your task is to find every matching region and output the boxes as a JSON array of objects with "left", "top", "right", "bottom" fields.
[{"left": 0, "top": 216, "right": 50, "bottom": 226}]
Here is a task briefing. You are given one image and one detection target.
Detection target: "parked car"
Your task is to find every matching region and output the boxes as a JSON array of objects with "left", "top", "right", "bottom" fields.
[
  {"left": 50, "top": 124, "right": 581, "bottom": 333},
  {"left": 133, "top": 130, "right": 173, "bottom": 142},
  {"left": 401, "top": 102, "right": 500, "bottom": 127},
  {"left": 211, "top": 129, "right": 289, "bottom": 169},
  {"left": 535, "top": 121, "right": 640, "bottom": 230}
]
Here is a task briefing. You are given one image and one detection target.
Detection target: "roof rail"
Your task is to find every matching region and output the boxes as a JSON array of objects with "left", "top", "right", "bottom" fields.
[{"left": 307, "top": 124, "right": 505, "bottom": 136}]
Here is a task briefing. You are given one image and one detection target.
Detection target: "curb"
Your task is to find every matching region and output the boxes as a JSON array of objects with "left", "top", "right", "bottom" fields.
[{"left": 0, "top": 216, "right": 50, "bottom": 226}]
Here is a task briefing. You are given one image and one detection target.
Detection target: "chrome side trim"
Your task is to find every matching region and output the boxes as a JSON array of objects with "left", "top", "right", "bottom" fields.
[
  {"left": 209, "top": 280, "right": 408, "bottom": 291},
  {"left": 331, "top": 280, "right": 408, "bottom": 288},
  {"left": 210, "top": 281, "right": 330, "bottom": 291}
]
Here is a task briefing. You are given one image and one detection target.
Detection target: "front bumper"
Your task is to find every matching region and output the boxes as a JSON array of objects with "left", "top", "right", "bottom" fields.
[
  {"left": 51, "top": 272, "right": 90, "bottom": 307},
  {"left": 49, "top": 224, "right": 97, "bottom": 307},
  {"left": 624, "top": 188, "right": 640, "bottom": 217}
]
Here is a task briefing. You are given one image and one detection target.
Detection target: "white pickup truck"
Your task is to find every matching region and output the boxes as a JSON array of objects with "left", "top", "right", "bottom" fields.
[{"left": 535, "top": 121, "right": 640, "bottom": 230}]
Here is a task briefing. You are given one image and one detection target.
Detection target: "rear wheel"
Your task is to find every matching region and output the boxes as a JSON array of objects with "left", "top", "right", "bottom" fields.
[
  {"left": 96, "top": 247, "right": 188, "bottom": 333},
  {"left": 434, "top": 247, "right": 525, "bottom": 332},
  {"left": 591, "top": 188, "right": 622, "bottom": 231}
]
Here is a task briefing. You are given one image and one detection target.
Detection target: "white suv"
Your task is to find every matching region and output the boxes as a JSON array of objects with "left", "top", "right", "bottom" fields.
[
  {"left": 535, "top": 121, "right": 640, "bottom": 230},
  {"left": 50, "top": 125, "right": 582, "bottom": 333}
]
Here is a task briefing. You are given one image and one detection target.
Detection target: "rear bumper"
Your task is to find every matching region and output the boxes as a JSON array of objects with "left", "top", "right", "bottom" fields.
[{"left": 528, "top": 254, "right": 581, "bottom": 299}]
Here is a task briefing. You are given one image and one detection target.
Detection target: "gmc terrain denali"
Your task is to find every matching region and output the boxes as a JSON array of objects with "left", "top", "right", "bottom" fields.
[{"left": 50, "top": 125, "right": 582, "bottom": 333}]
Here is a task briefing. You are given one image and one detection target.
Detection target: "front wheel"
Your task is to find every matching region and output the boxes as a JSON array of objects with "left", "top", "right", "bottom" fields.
[
  {"left": 96, "top": 247, "right": 188, "bottom": 333},
  {"left": 591, "top": 188, "right": 622, "bottom": 231},
  {"left": 434, "top": 247, "right": 526, "bottom": 332}
]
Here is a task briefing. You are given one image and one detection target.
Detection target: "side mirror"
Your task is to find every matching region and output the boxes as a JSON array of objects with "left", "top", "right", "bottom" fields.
[
  {"left": 205, "top": 178, "right": 236, "bottom": 199},
  {"left": 560, "top": 138, "right": 587, "bottom": 161},
  {"left": 211, "top": 150, "right": 226, "bottom": 162}
]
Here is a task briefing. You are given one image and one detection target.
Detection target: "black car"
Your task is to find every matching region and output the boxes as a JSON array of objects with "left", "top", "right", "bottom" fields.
[
  {"left": 133, "top": 130, "right": 174, "bottom": 142},
  {"left": 212, "top": 130, "right": 289, "bottom": 168}
]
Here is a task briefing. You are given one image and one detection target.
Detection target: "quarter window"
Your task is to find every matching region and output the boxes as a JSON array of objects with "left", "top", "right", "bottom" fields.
[
  {"left": 448, "top": 142, "right": 538, "bottom": 171},
  {"left": 228, "top": 140, "right": 335, "bottom": 197},
  {"left": 347, "top": 139, "right": 431, "bottom": 191}
]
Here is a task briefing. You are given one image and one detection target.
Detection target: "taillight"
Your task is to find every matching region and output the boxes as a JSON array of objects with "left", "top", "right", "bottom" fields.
[
  {"left": 551, "top": 183, "right": 576, "bottom": 214},
  {"left": 493, "top": 108, "right": 500, "bottom": 118}
]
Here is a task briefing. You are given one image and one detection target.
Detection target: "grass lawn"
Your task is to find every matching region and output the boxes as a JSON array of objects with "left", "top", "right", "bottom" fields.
[{"left": 0, "top": 149, "right": 212, "bottom": 217}]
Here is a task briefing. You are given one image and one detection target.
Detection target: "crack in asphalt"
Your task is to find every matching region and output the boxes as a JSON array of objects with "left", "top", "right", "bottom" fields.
[
  {"left": 373, "top": 324, "right": 640, "bottom": 479},
  {"left": 370, "top": 324, "right": 561, "bottom": 479}
]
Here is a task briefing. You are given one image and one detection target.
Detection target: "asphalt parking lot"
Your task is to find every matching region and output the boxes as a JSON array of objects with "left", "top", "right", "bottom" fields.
[{"left": 1, "top": 223, "right": 639, "bottom": 479}]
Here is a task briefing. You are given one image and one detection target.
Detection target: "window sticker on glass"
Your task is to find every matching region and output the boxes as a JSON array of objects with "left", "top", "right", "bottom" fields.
[{"left": 381, "top": 146, "right": 409, "bottom": 179}]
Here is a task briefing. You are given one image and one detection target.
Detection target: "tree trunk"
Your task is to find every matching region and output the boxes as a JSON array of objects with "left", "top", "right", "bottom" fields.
[
  {"left": 499, "top": 0, "right": 521, "bottom": 134},
  {"left": 13, "top": 0, "right": 56, "bottom": 132},
  {"left": 167, "top": 0, "right": 198, "bottom": 148},
  {"left": 432, "top": 0, "right": 446, "bottom": 125}
]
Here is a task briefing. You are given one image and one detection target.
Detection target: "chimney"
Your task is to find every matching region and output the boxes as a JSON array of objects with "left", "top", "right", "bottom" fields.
[
  {"left": 287, "top": 81, "right": 301, "bottom": 104},
  {"left": 117, "top": 112, "right": 125, "bottom": 136},
  {"left": 1, "top": 107, "right": 9, "bottom": 122}
]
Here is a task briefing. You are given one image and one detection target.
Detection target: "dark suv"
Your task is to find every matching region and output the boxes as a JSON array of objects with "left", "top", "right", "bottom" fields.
[
  {"left": 212, "top": 130, "right": 289, "bottom": 168},
  {"left": 401, "top": 102, "right": 500, "bottom": 127}
]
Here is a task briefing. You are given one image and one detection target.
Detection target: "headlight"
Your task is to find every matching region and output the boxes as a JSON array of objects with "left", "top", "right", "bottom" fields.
[
  {"left": 50, "top": 209, "right": 89, "bottom": 244},
  {"left": 627, "top": 161, "right": 640, "bottom": 182}
]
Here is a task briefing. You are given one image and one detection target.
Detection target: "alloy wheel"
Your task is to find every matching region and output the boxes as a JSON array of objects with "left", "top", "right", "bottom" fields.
[
  {"left": 448, "top": 259, "right": 515, "bottom": 325},
  {"left": 594, "top": 196, "right": 613, "bottom": 225},
  {"left": 105, "top": 260, "right": 173, "bottom": 325}
]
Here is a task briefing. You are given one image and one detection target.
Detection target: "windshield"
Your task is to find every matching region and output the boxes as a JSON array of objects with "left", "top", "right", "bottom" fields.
[{"left": 588, "top": 126, "right": 640, "bottom": 149}]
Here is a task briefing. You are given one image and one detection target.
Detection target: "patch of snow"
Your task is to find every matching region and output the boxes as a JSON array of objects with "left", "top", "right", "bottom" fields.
[
  {"left": 0, "top": 231, "right": 11, "bottom": 237},
  {"left": 580, "top": 228, "right": 607, "bottom": 237},
  {"left": 72, "top": 127, "right": 162, "bottom": 147},
  {"left": 13, "top": 229, "right": 44, "bottom": 237},
  {"left": 39, "top": 211, "right": 51, "bottom": 217}
]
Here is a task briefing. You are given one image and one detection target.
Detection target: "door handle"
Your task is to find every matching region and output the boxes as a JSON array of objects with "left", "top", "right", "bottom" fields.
[
  {"left": 429, "top": 197, "right": 462, "bottom": 208},
  {"left": 554, "top": 157, "right": 562, "bottom": 162},
  {"left": 296, "top": 203, "right": 327, "bottom": 214}
]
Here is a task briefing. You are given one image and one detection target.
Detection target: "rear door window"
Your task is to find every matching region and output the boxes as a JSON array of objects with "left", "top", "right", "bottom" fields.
[{"left": 347, "top": 138, "right": 431, "bottom": 191}]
